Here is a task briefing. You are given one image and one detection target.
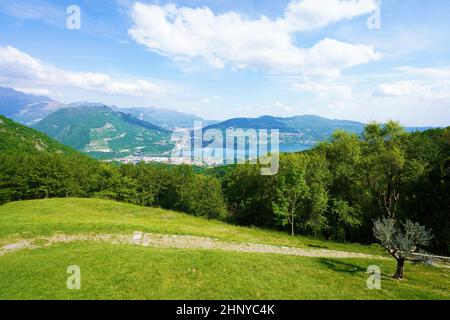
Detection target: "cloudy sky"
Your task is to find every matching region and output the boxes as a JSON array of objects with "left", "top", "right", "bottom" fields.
[{"left": 0, "top": 0, "right": 449, "bottom": 126}]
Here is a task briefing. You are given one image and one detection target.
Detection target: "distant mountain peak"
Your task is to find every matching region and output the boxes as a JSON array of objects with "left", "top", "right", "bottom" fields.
[
  {"left": 33, "top": 104, "right": 174, "bottom": 160},
  {"left": 67, "top": 102, "right": 110, "bottom": 108},
  {"left": 0, "top": 86, "right": 63, "bottom": 125},
  {"left": 118, "top": 106, "right": 217, "bottom": 130},
  {"left": 0, "top": 86, "right": 53, "bottom": 101}
]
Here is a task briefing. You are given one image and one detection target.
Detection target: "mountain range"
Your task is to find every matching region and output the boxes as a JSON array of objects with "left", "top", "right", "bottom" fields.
[
  {"left": 203, "top": 115, "right": 366, "bottom": 152},
  {"left": 119, "top": 107, "right": 217, "bottom": 130},
  {"left": 0, "top": 86, "right": 438, "bottom": 161},
  {"left": 0, "top": 87, "right": 63, "bottom": 125},
  {"left": 0, "top": 87, "right": 209, "bottom": 129}
]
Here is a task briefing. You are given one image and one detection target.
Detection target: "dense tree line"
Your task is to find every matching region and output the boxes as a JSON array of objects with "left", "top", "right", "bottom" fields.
[
  {"left": 221, "top": 122, "right": 450, "bottom": 254},
  {"left": 0, "top": 152, "right": 227, "bottom": 219},
  {"left": 0, "top": 122, "right": 448, "bottom": 254}
]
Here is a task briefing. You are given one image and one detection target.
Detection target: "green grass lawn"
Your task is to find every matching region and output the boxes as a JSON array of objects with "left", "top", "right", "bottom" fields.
[
  {"left": 0, "top": 198, "right": 448, "bottom": 300},
  {"left": 0, "top": 198, "right": 383, "bottom": 255},
  {"left": 0, "top": 243, "right": 448, "bottom": 300}
]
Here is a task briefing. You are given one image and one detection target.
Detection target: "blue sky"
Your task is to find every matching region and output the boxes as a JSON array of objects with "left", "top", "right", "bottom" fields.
[{"left": 0, "top": 0, "right": 449, "bottom": 126}]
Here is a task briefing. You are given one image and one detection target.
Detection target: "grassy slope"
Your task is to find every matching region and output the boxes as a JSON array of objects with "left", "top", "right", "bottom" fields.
[
  {"left": 0, "top": 198, "right": 448, "bottom": 300},
  {"left": 0, "top": 198, "right": 383, "bottom": 255}
]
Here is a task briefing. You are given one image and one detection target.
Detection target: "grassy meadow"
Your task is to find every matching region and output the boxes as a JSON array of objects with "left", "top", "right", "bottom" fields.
[{"left": 0, "top": 198, "right": 448, "bottom": 300}]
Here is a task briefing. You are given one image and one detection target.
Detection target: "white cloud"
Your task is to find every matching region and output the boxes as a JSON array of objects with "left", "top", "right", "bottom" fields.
[
  {"left": 291, "top": 79, "right": 353, "bottom": 100},
  {"left": 14, "top": 87, "right": 59, "bottom": 97},
  {"left": 273, "top": 101, "right": 293, "bottom": 113},
  {"left": 374, "top": 66, "right": 450, "bottom": 99},
  {"left": 128, "top": 1, "right": 380, "bottom": 75},
  {"left": 0, "top": 0, "right": 64, "bottom": 24},
  {"left": 0, "top": 45, "right": 166, "bottom": 96},
  {"left": 284, "top": 0, "right": 378, "bottom": 31},
  {"left": 374, "top": 80, "right": 450, "bottom": 99},
  {"left": 273, "top": 101, "right": 283, "bottom": 108},
  {"left": 396, "top": 66, "right": 450, "bottom": 79},
  {"left": 374, "top": 81, "right": 420, "bottom": 97},
  {"left": 200, "top": 95, "right": 221, "bottom": 104}
]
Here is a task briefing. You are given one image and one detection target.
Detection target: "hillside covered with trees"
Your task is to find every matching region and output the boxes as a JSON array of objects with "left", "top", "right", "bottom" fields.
[
  {"left": 0, "top": 117, "right": 449, "bottom": 254},
  {"left": 0, "top": 115, "right": 79, "bottom": 156}
]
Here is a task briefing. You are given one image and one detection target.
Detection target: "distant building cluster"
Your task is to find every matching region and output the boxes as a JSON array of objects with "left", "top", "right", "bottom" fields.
[{"left": 111, "top": 156, "right": 226, "bottom": 167}]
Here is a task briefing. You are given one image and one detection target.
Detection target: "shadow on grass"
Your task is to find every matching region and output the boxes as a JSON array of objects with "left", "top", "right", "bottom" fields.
[{"left": 317, "top": 258, "right": 366, "bottom": 274}]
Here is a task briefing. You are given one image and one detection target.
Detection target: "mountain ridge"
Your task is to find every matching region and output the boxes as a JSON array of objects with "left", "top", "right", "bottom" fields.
[
  {"left": 0, "top": 87, "right": 63, "bottom": 125},
  {"left": 0, "top": 86, "right": 216, "bottom": 130},
  {"left": 203, "top": 115, "right": 435, "bottom": 152},
  {"left": 32, "top": 105, "right": 174, "bottom": 160},
  {"left": 118, "top": 106, "right": 218, "bottom": 130}
]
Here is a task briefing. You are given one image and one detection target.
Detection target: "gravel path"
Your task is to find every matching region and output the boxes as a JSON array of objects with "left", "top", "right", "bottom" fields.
[{"left": 0, "top": 232, "right": 385, "bottom": 259}]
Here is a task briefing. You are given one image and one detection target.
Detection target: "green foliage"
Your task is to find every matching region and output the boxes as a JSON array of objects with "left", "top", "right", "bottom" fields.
[
  {"left": 222, "top": 164, "right": 274, "bottom": 226},
  {"left": 223, "top": 123, "right": 449, "bottom": 254},
  {"left": 0, "top": 152, "right": 227, "bottom": 221},
  {"left": 0, "top": 115, "right": 226, "bottom": 219},
  {"left": 272, "top": 154, "right": 310, "bottom": 235},
  {"left": 329, "top": 198, "right": 361, "bottom": 241},
  {"left": 0, "top": 115, "right": 78, "bottom": 156},
  {"left": 186, "top": 174, "right": 227, "bottom": 219},
  {"left": 373, "top": 217, "right": 433, "bottom": 278},
  {"left": 303, "top": 153, "right": 330, "bottom": 236},
  {"left": 1, "top": 114, "right": 449, "bottom": 255}
]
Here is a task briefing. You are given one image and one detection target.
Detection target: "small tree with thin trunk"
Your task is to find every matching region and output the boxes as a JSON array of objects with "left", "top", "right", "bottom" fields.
[
  {"left": 373, "top": 217, "right": 433, "bottom": 279},
  {"left": 273, "top": 154, "right": 309, "bottom": 236}
]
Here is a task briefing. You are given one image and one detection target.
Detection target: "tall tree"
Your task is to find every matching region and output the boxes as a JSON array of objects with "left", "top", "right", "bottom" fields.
[
  {"left": 303, "top": 152, "right": 329, "bottom": 236},
  {"left": 362, "top": 121, "right": 407, "bottom": 218},
  {"left": 223, "top": 164, "right": 274, "bottom": 226},
  {"left": 272, "top": 154, "right": 309, "bottom": 236}
]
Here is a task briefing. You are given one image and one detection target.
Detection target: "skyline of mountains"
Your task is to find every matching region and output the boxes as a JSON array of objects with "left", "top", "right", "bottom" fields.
[
  {"left": 118, "top": 107, "right": 218, "bottom": 130},
  {"left": 203, "top": 115, "right": 367, "bottom": 152},
  {"left": 0, "top": 86, "right": 442, "bottom": 161},
  {"left": 0, "top": 87, "right": 63, "bottom": 125},
  {"left": 0, "top": 87, "right": 212, "bottom": 129},
  {"left": 1, "top": 86, "right": 439, "bottom": 129}
]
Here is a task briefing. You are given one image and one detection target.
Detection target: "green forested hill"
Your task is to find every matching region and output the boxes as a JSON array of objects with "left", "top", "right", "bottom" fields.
[
  {"left": 203, "top": 115, "right": 365, "bottom": 152},
  {"left": 205, "top": 115, "right": 364, "bottom": 133},
  {"left": 33, "top": 105, "right": 175, "bottom": 160},
  {"left": 0, "top": 115, "right": 79, "bottom": 156},
  {"left": 203, "top": 115, "right": 434, "bottom": 152}
]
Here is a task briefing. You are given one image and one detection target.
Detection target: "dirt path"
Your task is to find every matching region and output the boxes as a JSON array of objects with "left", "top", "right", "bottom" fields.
[{"left": 0, "top": 232, "right": 385, "bottom": 259}]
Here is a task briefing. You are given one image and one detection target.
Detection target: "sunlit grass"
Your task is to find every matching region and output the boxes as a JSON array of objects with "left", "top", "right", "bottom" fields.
[
  {"left": 0, "top": 243, "right": 448, "bottom": 300},
  {"left": 1, "top": 198, "right": 448, "bottom": 300},
  {"left": 0, "top": 198, "right": 383, "bottom": 255}
]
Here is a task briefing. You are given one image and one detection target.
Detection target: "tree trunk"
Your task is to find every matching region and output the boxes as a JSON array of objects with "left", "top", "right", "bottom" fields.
[
  {"left": 291, "top": 216, "right": 295, "bottom": 236},
  {"left": 393, "top": 258, "right": 405, "bottom": 279}
]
